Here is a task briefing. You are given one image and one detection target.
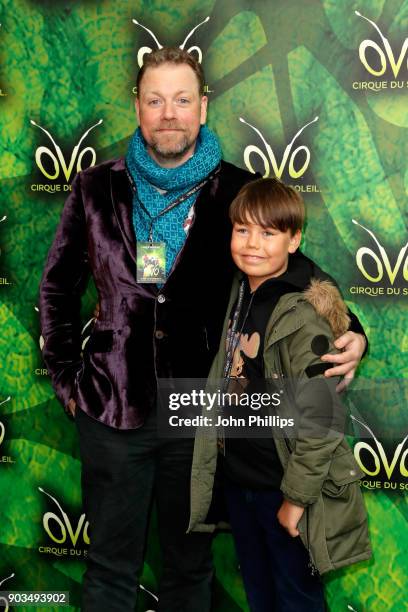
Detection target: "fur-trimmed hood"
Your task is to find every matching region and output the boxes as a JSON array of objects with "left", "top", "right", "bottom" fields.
[{"left": 303, "top": 279, "right": 350, "bottom": 339}]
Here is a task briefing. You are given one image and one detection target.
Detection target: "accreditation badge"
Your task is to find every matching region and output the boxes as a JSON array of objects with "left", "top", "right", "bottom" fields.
[{"left": 136, "top": 241, "right": 166, "bottom": 284}]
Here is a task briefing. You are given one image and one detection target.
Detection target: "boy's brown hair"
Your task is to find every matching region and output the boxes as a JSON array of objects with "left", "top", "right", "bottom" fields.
[
  {"left": 229, "top": 178, "right": 305, "bottom": 235},
  {"left": 136, "top": 47, "right": 205, "bottom": 96}
]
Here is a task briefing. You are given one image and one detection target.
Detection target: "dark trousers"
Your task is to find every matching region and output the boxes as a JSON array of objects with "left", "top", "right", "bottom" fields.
[
  {"left": 75, "top": 408, "right": 213, "bottom": 612},
  {"left": 224, "top": 481, "right": 325, "bottom": 612}
]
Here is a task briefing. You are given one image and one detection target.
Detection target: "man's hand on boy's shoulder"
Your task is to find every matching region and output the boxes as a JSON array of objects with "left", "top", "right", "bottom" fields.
[{"left": 321, "top": 331, "right": 367, "bottom": 392}]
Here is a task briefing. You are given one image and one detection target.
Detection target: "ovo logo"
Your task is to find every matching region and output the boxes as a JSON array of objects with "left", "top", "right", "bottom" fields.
[
  {"left": 0, "top": 396, "right": 11, "bottom": 446},
  {"left": 355, "top": 10, "right": 408, "bottom": 78},
  {"left": 240, "top": 116, "right": 318, "bottom": 179},
  {"left": 353, "top": 219, "right": 408, "bottom": 285},
  {"left": 0, "top": 573, "right": 15, "bottom": 612},
  {"left": 39, "top": 487, "right": 90, "bottom": 548},
  {"left": 352, "top": 416, "right": 408, "bottom": 480},
  {"left": 31, "top": 119, "right": 103, "bottom": 182},
  {"left": 132, "top": 16, "right": 210, "bottom": 66}
]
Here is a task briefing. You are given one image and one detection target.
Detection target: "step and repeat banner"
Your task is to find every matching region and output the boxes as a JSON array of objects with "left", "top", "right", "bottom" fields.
[{"left": 0, "top": 0, "right": 407, "bottom": 610}]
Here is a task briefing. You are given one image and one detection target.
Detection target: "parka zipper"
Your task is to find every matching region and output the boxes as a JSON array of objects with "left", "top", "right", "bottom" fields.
[
  {"left": 283, "top": 435, "right": 318, "bottom": 576},
  {"left": 273, "top": 321, "right": 319, "bottom": 577},
  {"left": 306, "top": 507, "right": 319, "bottom": 576}
]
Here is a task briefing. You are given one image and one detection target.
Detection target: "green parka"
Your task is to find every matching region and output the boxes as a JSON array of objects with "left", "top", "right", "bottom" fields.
[{"left": 188, "top": 276, "right": 372, "bottom": 575}]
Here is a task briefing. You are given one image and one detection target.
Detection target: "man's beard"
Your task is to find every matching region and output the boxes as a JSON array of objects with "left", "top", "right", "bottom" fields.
[{"left": 149, "top": 125, "right": 196, "bottom": 160}]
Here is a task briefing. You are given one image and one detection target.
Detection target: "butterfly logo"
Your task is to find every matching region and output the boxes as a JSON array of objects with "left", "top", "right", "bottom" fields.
[{"left": 132, "top": 16, "right": 210, "bottom": 67}]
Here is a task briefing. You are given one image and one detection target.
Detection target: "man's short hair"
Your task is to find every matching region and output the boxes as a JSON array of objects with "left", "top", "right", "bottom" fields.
[
  {"left": 136, "top": 47, "right": 205, "bottom": 97},
  {"left": 229, "top": 178, "right": 305, "bottom": 235}
]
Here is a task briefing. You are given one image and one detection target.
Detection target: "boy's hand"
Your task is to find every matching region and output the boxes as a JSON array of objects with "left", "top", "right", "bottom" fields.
[
  {"left": 277, "top": 499, "right": 305, "bottom": 537},
  {"left": 321, "top": 331, "right": 366, "bottom": 392}
]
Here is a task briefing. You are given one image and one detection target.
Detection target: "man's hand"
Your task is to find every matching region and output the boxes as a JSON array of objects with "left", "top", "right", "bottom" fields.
[
  {"left": 67, "top": 398, "right": 76, "bottom": 418},
  {"left": 321, "top": 331, "right": 366, "bottom": 392},
  {"left": 277, "top": 499, "right": 304, "bottom": 537}
]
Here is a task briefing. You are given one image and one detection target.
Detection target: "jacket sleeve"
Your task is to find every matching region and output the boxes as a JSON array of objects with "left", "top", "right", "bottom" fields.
[
  {"left": 279, "top": 305, "right": 347, "bottom": 507},
  {"left": 39, "top": 172, "right": 90, "bottom": 411}
]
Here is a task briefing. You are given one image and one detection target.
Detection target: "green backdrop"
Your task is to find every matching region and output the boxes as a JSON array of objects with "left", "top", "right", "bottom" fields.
[{"left": 0, "top": 1, "right": 407, "bottom": 610}]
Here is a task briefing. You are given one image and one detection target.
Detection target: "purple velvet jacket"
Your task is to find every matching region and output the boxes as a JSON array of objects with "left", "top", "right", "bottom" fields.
[{"left": 39, "top": 158, "right": 256, "bottom": 429}]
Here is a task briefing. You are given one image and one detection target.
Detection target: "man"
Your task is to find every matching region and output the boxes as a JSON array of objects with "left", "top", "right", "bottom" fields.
[{"left": 39, "top": 47, "right": 366, "bottom": 611}]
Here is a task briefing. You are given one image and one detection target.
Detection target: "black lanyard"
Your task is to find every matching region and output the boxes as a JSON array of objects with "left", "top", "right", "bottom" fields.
[
  {"left": 218, "top": 279, "right": 254, "bottom": 454},
  {"left": 223, "top": 279, "right": 254, "bottom": 382},
  {"left": 125, "top": 162, "right": 221, "bottom": 243}
]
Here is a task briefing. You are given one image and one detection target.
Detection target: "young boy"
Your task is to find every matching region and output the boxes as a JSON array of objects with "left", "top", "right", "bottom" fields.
[{"left": 188, "top": 178, "right": 371, "bottom": 611}]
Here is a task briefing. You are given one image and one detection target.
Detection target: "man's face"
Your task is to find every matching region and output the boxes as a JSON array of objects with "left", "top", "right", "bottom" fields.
[
  {"left": 136, "top": 62, "right": 208, "bottom": 167},
  {"left": 231, "top": 216, "right": 301, "bottom": 291}
]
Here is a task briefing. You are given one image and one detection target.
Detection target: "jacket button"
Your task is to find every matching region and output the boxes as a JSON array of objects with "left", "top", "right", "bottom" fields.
[
  {"left": 350, "top": 469, "right": 356, "bottom": 476},
  {"left": 157, "top": 294, "right": 166, "bottom": 304},
  {"left": 155, "top": 330, "right": 165, "bottom": 340}
]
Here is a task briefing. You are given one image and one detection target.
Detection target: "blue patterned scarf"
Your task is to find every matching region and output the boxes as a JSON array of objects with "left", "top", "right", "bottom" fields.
[{"left": 126, "top": 126, "right": 221, "bottom": 277}]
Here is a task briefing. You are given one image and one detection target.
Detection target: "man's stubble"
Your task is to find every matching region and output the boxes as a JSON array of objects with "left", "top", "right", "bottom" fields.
[{"left": 149, "top": 123, "right": 197, "bottom": 161}]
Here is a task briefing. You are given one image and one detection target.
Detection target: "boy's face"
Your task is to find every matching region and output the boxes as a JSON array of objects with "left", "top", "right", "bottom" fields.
[{"left": 231, "top": 216, "right": 301, "bottom": 291}]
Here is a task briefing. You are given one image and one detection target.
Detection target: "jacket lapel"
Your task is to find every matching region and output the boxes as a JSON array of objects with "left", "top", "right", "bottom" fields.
[{"left": 110, "top": 160, "right": 136, "bottom": 263}]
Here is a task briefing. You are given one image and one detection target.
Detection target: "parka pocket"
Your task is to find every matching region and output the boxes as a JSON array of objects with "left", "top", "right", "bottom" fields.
[
  {"left": 322, "top": 450, "right": 368, "bottom": 548},
  {"left": 303, "top": 451, "right": 370, "bottom": 573},
  {"left": 322, "top": 450, "right": 362, "bottom": 498}
]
